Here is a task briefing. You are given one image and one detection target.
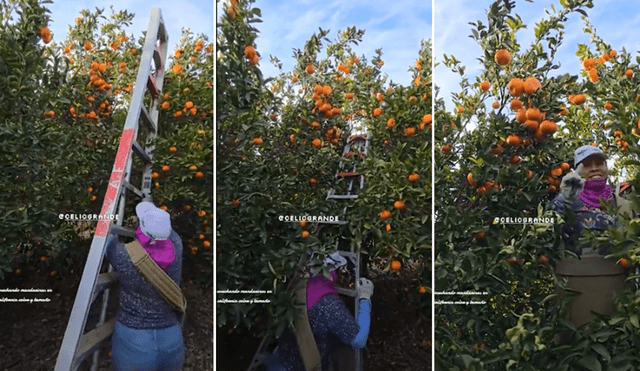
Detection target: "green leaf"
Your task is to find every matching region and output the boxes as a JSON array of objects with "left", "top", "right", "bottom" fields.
[
  {"left": 590, "top": 344, "right": 610, "bottom": 362},
  {"left": 577, "top": 355, "right": 601, "bottom": 371}
]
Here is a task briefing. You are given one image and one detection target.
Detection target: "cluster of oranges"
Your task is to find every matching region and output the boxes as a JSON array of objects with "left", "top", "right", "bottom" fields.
[
  {"left": 322, "top": 125, "right": 342, "bottom": 146},
  {"left": 581, "top": 50, "right": 618, "bottom": 82},
  {"left": 466, "top": 173, "right": 500, "bottom": 195},
  {"left": 227, "top": 0, "right": 238, "bottom": 19},
  {"left": 88, "top": 186, "right": 97, "bottom": 202},
  {"left": 88, "top": 61, "right": 113, "bottom": 93},
  {"left": 310, "top": 84, "right": 341, "bottom": 118},
  {"left": 243, "top": 45, "right": 259, "bottom": 65},
  {"left": 39, "top": 26, "right": 52, "bottom": 44}
]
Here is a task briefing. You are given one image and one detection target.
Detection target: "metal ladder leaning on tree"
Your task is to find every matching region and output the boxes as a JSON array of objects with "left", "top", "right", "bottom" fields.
[
  {"left": 54, "top": 9, "right": 168, "bottom": 371},
  {"left": 248, "top": 131, "right": 369, "bottom": 371}
]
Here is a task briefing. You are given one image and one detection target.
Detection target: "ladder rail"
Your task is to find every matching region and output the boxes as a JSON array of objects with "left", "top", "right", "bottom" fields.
[{"left": 54, "top": 9, "right": 168, "bottom": 371}]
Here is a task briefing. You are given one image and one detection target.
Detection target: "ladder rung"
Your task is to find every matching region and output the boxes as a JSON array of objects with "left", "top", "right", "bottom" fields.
[
  {"left": 90, "top": 272, "right": 118, "bottom": 304},
  {"left": 147, "top": 74, "right": 160, "bottom": 97},
  {"left": 336, "top": 172, "right": 359, "bottom": 177},
  {"left": 347, "top": 134, "right": 367, "bottom": 143},
  {"left": 73, "top": 317, "right": 116, "bottom": 368},
  {"left": 343, "top": 152, "right": 364, "bottom": 158},
  {"left": 338, "top": 251, "right": 358, "bottom": 259},
  {"left": 132, "top": 141, "right": 152, "bottom": 164},
  {"left": 327, "top": 194, "right": 358, "bottom": 200},
  {"left": 336, "top": 287, "right": 357, "bottom": 297},
  {"left": 123, "top": 179, "right": 144, "bottom": 199},
  {"left": 140, "top": 105, "right": 157, "bottom": 133},
  {"left": 110, "top": 225, "right": 135, "bottom": 238}
]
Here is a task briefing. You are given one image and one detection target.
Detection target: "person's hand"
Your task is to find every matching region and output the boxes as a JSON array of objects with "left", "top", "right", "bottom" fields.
[
  {"left": 357, "top": 278, "right": 374, "bottom": 301},
  {"left": 560, "top": 172, "right": 584, "bottom": 202}
]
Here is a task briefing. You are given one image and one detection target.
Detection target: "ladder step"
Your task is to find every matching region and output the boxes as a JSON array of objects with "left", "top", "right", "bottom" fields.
[
  {"left": 343, "top": 152, "right": 364, "bottom": 158},
  {"left": 132, "top": 141, "right": 152, "bottom": 164},
  {"left": 336, "top": 172, "right": 359, "bottom": 177},
  {"left": 90, "top": 272, "right": 118, "bottom": 304},
  {"left": 347, "top": 134, "right": 367, "bottom": 143},
  {"left": 326, "top": 194, "right": 358, "bottom": 200},
  {"left": 73, "top": 317, "right": 116, "bottom": 368},
  {"left": 338, "top": 251, "right": 358, "bottom": 259},
  {"left": 110, "top": 225, "right": 135, "bottom": 238},
  {"left": 140, "top": 105, "right": 157, "bottom": 133},
  {"left": 123, "top": 179, "right": 144, "bottom": 199},
  {"left": 147, "top": 74, "right": 160, "bottom": 98}
]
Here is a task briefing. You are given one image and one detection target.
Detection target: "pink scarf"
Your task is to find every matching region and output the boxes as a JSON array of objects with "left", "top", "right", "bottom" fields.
[
  {"left": 134, "top": 226, "right": 176, "bottom": 270},
  {"left": 306, "top": 270, "right": 338, "bottom": 309},
  {"left": 579, "top": 179, "right": 612, "bottom": 208}
]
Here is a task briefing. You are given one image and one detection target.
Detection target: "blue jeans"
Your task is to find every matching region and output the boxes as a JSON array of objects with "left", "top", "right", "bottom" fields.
[{"left": 112, "top": 321, "right": 186, "bottom": 371}]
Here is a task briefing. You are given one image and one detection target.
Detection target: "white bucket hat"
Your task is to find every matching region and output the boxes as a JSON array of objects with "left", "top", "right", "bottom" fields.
[
  {"left": 308, "top": 251, "right": 348, "bottom": 276},
  {"left": 135, "top": 201, "right": 171, "bottom": 241}
]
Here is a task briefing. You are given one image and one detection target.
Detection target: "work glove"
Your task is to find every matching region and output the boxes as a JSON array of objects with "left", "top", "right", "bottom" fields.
[
  {"left": 560, "top": 172, "right": 584, "bottom": 202},
  {"left": 356, "top": 278, "right": 374, "bottom": 301}
]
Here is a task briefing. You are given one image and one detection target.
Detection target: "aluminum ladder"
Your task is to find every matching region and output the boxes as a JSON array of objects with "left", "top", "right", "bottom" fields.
[
  {"left": 54, "top": 9, "right": 168, "bottom": 371},
  {"left": 247, "top": 131, "right": 370, "bottom": 371},
  {"left": 327, "top": 132, "right": 369, "bottom": 371}
]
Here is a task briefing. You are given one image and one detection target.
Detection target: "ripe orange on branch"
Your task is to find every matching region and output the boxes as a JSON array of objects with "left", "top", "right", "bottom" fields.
[
  {"left": 510, "top": 99, "right": 523, "bottom": 111},
  {"left": 305, "top": 64, "right": 315, "bottom": 74},
  {"left": 506, "top": 134, "right": 521, "bottom": 147},
  {"left": 569, "top": 94, "right": 586, "bottom": 105},
  {"left": 386, "top": 118, "right": 396, "bottom": 129},
  {"left": 480, "top": 81, "right": 490, "bottom": 91},
  {"left": 494, "top": 49, "right": 511, "bottom": 65},
  {"left": 466, "top": 173, "right": 477, "bottom": 187},
  {"left": 390, "top": 260, "right": 401, "bottom": 271},
  {"left": 539, "top": 120, "right": 558, "bottom": 135},
  {"left": 508, "top": 78, "right": 525, "bottom": 97},
  {"left": 379, "top": 210, "right": 392, "bottom": 220},
  {"left": 404, "top": 127, "right": 416, "bottom": 137},
  {"left": 523, "top": 77, "right": 541, "bottom": 94}
]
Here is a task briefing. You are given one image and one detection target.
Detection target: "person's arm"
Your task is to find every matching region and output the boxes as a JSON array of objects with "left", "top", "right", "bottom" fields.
[
  {"left": 350, "top": 278, "right": 374, "bottom": 349},
  {"left": 350, "top": 298, "right": 372, "bottom": 349}
]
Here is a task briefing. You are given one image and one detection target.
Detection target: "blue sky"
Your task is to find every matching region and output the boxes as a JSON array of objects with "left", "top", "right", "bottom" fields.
[
  {"left": 435, "top": 0, "right": 640, "bottom": 112},
  {"left": 217, "top": 0, "right": 432, "bottom": 87},
  {"left": 44, "top": 0, "right": 213, "bottom": 56}
]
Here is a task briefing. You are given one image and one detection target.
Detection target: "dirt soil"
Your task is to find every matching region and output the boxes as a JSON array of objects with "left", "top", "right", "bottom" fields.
[
  {"left": 0, "top": 263, "right": 212, "bottom": 370},
  {"left": 217, "top": 261, "right": 431, "bottom": 371}
]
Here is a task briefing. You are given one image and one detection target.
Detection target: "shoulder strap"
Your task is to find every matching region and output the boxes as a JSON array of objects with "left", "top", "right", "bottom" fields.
[
  {"left": 613, "top": 182, "right": 632, "bottom": 219},
  {"left": 124, "top": 240, "right": 187, "bottom": 314},
  {"left": 290, "top": 275, "right": 322, "bottom": 371}
]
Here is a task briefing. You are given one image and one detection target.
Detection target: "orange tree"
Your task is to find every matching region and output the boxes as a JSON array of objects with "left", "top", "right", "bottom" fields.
[
  {"left": 432, "top": 0, "right": 640, "bottom": 369},
  {"left": 1, "top": 2, "right": 212, "bottom": 284},
  {"left": 217, "top": 0, "right": 430, "bottom": 341},
  {"left": 349, "top": 39, "right": 432, "bottom": 314}
]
